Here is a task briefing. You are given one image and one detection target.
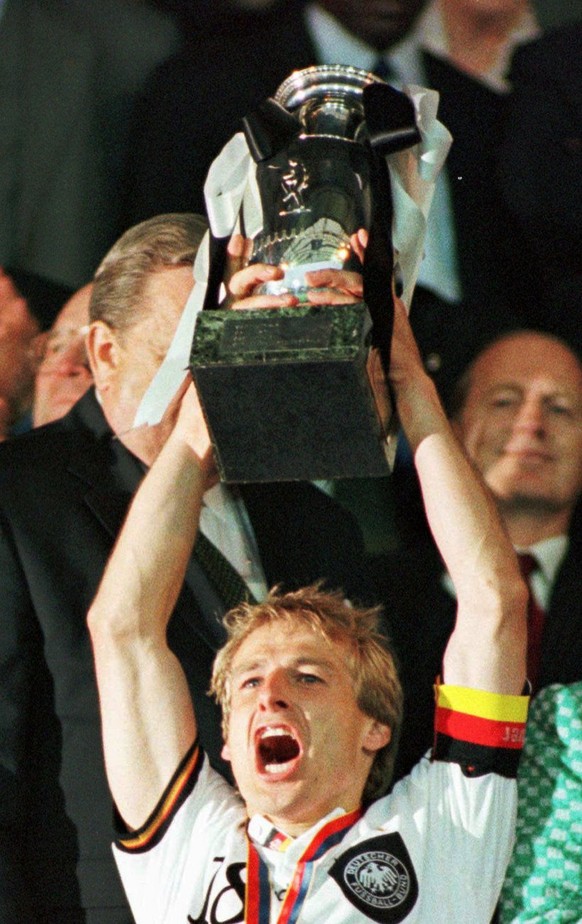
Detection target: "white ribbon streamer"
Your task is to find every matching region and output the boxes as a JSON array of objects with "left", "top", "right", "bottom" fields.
[{"left": 388, "top": 85, "right": 452, "bottom": 307}]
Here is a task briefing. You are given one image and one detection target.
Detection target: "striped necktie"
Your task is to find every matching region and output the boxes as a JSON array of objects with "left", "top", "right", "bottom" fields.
[
  {"left": 517, "top": 552, "right": 546, "bottom": 693},
  {"left": 193, "top": 531, "right": 256, "bottom": 611}
]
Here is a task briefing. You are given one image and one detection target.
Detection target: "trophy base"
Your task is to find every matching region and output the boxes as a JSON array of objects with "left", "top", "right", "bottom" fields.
[{"left": 190, "top": 303, "right": 393, "bottom": 483}]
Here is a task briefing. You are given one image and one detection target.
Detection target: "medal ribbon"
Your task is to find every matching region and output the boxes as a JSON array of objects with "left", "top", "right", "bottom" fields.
[{"left": 245, "top": 808, "right": 361, "bottom": 924}]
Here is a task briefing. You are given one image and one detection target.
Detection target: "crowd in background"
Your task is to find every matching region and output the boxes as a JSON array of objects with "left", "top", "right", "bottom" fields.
[{"left": 0, "top": 1, "right": 580, "bottom": 922}]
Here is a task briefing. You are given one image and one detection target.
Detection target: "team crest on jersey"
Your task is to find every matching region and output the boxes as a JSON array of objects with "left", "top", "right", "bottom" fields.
[{"left": 329, "top": 833, "right": 418, "bottom": 922}]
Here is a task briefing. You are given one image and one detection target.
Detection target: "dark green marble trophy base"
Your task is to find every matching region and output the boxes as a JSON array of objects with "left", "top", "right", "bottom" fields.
[{"left": 190, "top": 303, "right": 392, "bottom": 483}]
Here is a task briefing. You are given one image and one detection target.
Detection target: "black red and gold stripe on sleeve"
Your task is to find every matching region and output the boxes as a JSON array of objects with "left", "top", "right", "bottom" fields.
[
  {"left": 116, "top": 740, "right": 202, "bottom": 853},
  {"left": 433, "top": 684, "right": 529, "bottom": 779}
]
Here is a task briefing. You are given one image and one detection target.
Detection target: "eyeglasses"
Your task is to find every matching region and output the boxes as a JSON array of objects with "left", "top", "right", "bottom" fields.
[{"left": 31, "top": 325, "right": 91, "bottom": 370}]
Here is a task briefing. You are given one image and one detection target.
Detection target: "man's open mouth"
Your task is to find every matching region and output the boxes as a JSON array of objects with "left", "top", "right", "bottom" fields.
[{"left": 257, "top": 726, "right": 301, "bottom": 774}]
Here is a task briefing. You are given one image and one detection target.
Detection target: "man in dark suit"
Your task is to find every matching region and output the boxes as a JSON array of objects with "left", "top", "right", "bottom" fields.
[
  {"left": 0, "top": 214, "right": 369, "bottom": 922},
  {"left": 377, "top": 327, "right": 582, "bottom": 780},
  {"left": 497, "top": 21, "right": 582, "bottom": 352}
]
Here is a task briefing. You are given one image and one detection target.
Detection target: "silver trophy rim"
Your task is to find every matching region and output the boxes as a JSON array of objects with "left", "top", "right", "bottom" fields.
[{"left": 274, "top": 64, "right": 383, "bottom": 112}]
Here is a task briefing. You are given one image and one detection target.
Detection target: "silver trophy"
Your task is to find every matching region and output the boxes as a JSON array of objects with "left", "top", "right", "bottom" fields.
[
  {"left": 190, "top": 65, "right": 421, "bottom": 483},
  {"left": 248, "top": 66, "right": 380, "bottom": 300}
]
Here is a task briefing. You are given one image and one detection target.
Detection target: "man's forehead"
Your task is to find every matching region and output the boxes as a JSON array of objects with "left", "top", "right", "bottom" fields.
[
  {"left": 231, "top": 621, "right": 346, "bottom": 668},
  {"left": 469, "top": 332, "right": 582, "bottom": 398}
]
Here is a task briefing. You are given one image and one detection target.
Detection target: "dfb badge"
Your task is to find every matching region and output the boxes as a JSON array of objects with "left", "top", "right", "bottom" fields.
[{"left": 329, "top": 833, "right": 418, "bottom": 922}]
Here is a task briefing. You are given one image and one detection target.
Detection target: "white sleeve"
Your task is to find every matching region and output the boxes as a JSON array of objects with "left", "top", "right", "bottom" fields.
[{"left": 113, "top": 746, "right": 245, "bottom": 923}]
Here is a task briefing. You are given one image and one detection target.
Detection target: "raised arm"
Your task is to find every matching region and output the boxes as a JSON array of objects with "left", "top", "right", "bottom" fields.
[
  {"left": 87, "top": 383, "right": 213, "bottom": 830},
  {"left": 229, "top": 238, "right": 527, "bottom": 694},
  {"left": 386, "top": 299, "right": 528, "bottom": 695}
]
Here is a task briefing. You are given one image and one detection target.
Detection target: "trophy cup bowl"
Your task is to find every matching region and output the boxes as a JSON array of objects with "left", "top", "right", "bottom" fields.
[{"left": 249, "top": 65, "right": 382, "bottom": 301}]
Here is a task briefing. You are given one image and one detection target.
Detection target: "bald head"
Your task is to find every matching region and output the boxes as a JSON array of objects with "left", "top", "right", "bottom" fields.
[{"left": 453, "top": 330, "right": 582, "bottom": 541}]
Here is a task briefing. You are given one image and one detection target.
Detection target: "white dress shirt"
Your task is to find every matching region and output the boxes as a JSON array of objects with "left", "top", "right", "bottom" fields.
[{"left": 514, "top": 534, "right": 568, "bottom": 610}]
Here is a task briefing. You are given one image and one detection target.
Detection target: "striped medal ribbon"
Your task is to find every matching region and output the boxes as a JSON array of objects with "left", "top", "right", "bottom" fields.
[{"left": 245, "top": 808, "right": 361, "bottom": 924}]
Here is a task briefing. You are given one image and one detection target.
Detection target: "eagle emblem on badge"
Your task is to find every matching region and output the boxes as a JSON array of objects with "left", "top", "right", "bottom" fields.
[
  {"left": 345, "top": 850, "right": 410, "bottom": 907},
  {"left": 330, "top": 833, "right": 418, "bottom": 922}
]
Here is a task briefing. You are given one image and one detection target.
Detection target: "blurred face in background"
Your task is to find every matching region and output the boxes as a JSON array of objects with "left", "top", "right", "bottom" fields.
[
  {"left": 32, "top": 284, "right": 93, "bottom": 428},
  {"left": 0, "top": 269, "right": 40, "bottom": 437},
  {"left": 455, "top": 332, "right": 582, "bottom": 534},
  {"left": 318, "top": 0, "right": 427, "bottom": 49}
]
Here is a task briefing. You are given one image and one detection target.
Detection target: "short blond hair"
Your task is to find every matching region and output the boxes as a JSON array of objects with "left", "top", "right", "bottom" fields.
[
  {"left": 89, "top": 213, "right": 207, "bottom": 332},
  {"left": 211, "top": 585, "right": 402, "bottom": 801}
]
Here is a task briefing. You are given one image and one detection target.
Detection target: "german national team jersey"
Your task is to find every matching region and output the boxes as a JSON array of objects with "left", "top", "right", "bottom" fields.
[{"left": 114, "top": 684, "right": 529, "bottom": 923}]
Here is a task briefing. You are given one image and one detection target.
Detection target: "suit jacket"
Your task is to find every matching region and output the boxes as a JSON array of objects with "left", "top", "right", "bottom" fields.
[
  {"left": 0, "top": 0, "right": 179, "bottom": 288},
  {"left": 496, "top": 22, "right": 582, "bottom": 351},
  {"left": 0, "top": 389, "right": 369, "bottom": 922},
  {"left": 421, "top": 52, "right": 516, "bottom": 314},
  {"left": 406, "top": 52, "right": 521, "bottom": 403},
  {"left": 372, "top": 528, "right": 582, "bottom": 782}
]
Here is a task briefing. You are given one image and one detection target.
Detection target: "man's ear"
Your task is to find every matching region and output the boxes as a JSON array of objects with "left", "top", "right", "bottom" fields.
[
  {"left": 363, "top": 720, "right": 392, "bottom": 754},
  {"left": 86, "top": 321, "right": 120, "bottom": 392},
  {"left": 221, "top": 742, "right": 232, "bottom": 763}
]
